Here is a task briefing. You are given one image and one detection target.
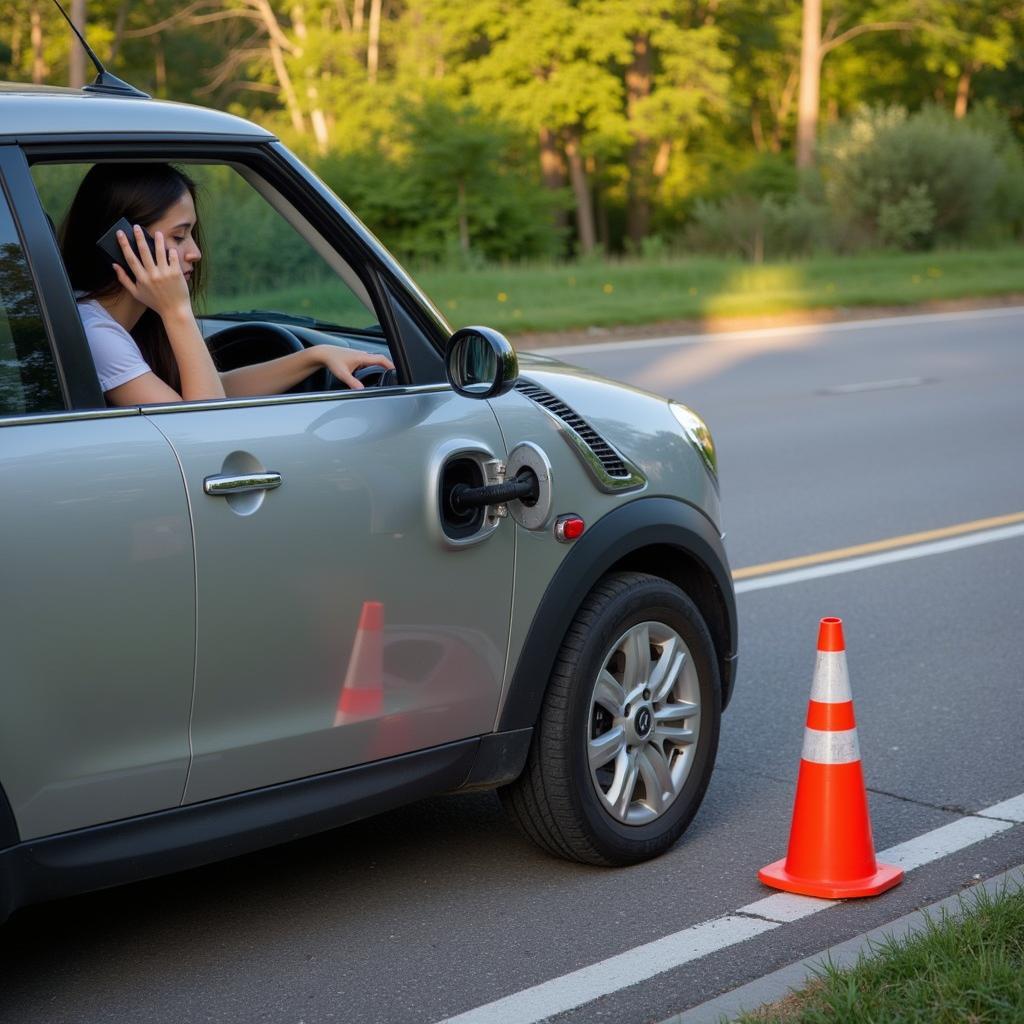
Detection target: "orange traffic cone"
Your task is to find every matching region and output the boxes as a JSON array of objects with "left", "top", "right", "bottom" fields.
[
  {"left": 758, "top": 617, "right": 903, "bottom": 899},
  {"left": 333, "top": 601, "right": 384, "bottom": 727}
]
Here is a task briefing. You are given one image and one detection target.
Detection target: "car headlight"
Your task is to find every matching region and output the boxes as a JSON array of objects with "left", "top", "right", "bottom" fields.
[{"left": 669, "top": 402, "right": 717, "bottom": 479}]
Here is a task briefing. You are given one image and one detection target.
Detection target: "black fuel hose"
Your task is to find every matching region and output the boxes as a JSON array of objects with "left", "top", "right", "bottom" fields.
[{"left": 450, "top": 468, "right": 539, "bottom": 512}]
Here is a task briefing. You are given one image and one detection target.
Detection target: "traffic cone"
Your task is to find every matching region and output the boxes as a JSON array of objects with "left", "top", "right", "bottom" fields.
[
  {"left": 333, "top": 601, "right": 384, "bottom": 727},
  {"left": 758, "top": 617, "right": 903, "bottom": 899}
]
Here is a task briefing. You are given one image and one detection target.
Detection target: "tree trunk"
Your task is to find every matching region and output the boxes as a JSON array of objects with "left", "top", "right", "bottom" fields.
[
  {"left": 795, "top": 0, "right": 821, "bottom": 169},
  {"left": 367, "top": 0, "right": 381, "bottom": 82},
  {"left": 954, "top": 69, "right": 972, "bottom": 118},
  {"left": 625, "top": 33, "right": 653, "bottom": 249},
  {"left": 652, "top": 140, "right": 670, "bottom": 179},
  {"left": 538, "top": 126, "right": 569, "bottom": 236},
  {"left": 109, "top": 1, "right": 128, "bottom": 63},
  {"left": 456, "top": 179, "right": 470, "bottom": 256},
  {"left": 69, "top": 0, "right": 87, "bottom": 88},
  {"left": 154, "top": 34, "right": 166, "bottom": 95},
  {"left": 565, "top": 135, "right": 596, "bottom": 256},
  {"left": 251, "top": 0, "right": 307, "bottom": 135},
  {"left": 292, "top": 5, "right": 330, "bottom": 153},
  {"left": 11, "top": 18, "right": 23, "bottom": 71},
  {"left": 30, "top": 4, "right": 46, "bottom": 84}
]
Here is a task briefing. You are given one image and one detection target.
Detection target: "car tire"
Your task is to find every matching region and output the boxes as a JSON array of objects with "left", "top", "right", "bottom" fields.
[{"left": 500, "top": 571, "right": 721, "bottom": 866}]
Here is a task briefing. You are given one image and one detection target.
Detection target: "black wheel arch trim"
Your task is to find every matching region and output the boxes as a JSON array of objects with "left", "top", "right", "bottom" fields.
[{"left": 498, "top": 496, "right": 738, "bottom": 733}]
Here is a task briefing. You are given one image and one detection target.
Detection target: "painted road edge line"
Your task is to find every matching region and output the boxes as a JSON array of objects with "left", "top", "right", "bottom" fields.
[
  {"left": 734, "top": 522, "right": 1024, "bottom": 594},
  {"left": 666, "top": 864, "right": 1024, "bottom": 1024},
  {"left": 732, "top": 511, "right": 1024, "bottom": 580},
  {"left": 434, "top": 792, "right": 1024, "bottom": 1024},
  {"left": 539, "top": 304, "right": 1024, "bottom": 358}
]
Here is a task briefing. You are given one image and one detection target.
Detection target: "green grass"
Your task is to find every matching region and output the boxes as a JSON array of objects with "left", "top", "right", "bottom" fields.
[
  {"left": 737, "top": 883, "right": 1024, "bottom": 1024},
  {"left": 207, "top": 246, "right": 1024, "bottom": 338}
]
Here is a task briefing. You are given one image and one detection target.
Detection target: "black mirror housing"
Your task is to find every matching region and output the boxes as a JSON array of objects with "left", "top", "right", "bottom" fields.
[{"left": 445, "top": 326, "right": 518, "bottom": 399}]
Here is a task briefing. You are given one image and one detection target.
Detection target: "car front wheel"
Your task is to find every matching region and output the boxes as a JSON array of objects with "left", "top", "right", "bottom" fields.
[{"left": 500, "top": 571, "right": 721, "bottom": 866}]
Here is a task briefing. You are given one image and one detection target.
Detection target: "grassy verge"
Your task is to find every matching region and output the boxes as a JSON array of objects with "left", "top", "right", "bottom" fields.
[
  {"left": 208, "top": 246, "right": 1024, "bottom": 336},
  {"left": 739, "top": 883, "right": 1024, "bottom": 1024}
]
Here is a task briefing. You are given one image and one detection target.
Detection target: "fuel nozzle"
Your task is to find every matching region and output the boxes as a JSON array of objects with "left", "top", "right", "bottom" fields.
[{"left": 449, "top": 467, "right": 539, "bottom": 514}]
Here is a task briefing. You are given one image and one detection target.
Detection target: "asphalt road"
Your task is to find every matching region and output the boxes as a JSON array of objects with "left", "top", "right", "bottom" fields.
[{"left": 3, "top": 308, "right": 1023, "bottom": 1024}]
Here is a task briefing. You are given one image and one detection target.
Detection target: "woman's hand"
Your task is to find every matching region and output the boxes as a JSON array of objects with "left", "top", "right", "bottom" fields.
[
  {"left": 111, "top": 225, "right": 191, "bottom": 319},
  {"left": 313, "top": 345, "right": 395, "bottom": 390}
]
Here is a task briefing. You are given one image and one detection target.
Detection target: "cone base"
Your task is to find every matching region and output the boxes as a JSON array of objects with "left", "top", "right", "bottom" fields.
[{"left": 758, "top": 857, "right": 904, "bottom": 899}]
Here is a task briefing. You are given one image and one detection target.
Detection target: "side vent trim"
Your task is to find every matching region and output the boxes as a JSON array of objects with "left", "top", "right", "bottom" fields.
[{"left": 514, "top": 379, "right": 646, "bottom": 493}]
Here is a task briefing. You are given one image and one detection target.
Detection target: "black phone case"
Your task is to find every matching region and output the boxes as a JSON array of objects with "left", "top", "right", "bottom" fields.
[{"left": 96, "top": 217, "right": 157, "bottom": 276}]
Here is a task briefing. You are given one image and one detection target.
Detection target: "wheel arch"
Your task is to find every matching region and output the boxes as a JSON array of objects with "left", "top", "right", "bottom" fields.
[
  {"left": 498, "top": 497, "right": 738, "bottom": 734},
  {"left": 607, "top": 544, "right": 735, "bottom": 708}
]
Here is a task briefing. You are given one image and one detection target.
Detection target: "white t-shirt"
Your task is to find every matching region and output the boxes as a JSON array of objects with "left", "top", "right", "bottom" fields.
[{"left": 78, "top": 299, "right": 151, "bottom": 392}]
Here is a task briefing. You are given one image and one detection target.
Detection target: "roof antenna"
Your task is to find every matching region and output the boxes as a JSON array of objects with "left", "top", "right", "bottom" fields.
[{"left": 51, "top": 0, "right": 150, "bottom": 98}]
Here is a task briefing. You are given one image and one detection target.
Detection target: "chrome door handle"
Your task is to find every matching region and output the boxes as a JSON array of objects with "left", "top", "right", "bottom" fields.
[{"left": 203, "top": 471, "right": 282, "bottom": 496}]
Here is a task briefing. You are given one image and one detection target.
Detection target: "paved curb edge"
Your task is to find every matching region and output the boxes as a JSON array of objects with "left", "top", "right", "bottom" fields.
[{"left": 659, "top": 863, "right": 1024, "bottom": 1024}]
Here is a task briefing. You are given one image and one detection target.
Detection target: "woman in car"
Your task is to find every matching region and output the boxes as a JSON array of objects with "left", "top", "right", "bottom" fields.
[{"left": 61, "top": 162, "right": 393, "bottom": 405}]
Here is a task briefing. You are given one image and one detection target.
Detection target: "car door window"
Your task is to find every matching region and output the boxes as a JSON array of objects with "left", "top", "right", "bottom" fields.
[
  {"left": 0, "top": 193, "right": 63, "bottom": 415},
  {"left": 31, "top": 160, "right": 390, "bottom": 391}
]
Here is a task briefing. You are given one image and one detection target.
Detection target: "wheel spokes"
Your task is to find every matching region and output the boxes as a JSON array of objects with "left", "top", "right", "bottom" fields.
[
  {"left": 654, "top": 724, "right": 696, "bottom": 746},
  {"left": 621, "top": 624, "right": 651, "bottom": 698},
  {"left": 638, "top": 744, "right": 674, "bottom": 813},
  {"left": 589, "top": 724, "right": 626, "bottom": 769},
  {"left": 606, "top": 748, "right": 640, "bottom": 819},
  {"left": 654, "top": 701, "right": 698, "bottom": 725},
  {"left": 649, "top": 641, "right": 686, "bottom": 704},
  {"left": 594, "top": 671, "right": 626, "bottom": 717}
]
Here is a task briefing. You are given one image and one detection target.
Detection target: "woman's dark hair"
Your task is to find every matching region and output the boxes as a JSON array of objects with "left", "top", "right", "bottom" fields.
[{"left": 60, "top": 162, "right": 205, "bottom": 392}]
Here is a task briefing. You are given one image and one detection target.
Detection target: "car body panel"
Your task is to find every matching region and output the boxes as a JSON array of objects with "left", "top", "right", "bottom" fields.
[
  {"left": 143, "top": 390, "right": 514, "bottom": 803},
  {"left": 0, "top": 414, "right": 195, "bottom": 840},
  {"left": 0, "top": 88, "right": 273, "bottom": 140}
]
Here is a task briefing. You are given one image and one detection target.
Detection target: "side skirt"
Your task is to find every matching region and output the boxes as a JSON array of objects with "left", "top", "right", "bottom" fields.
[{"left": 0, "top": 737, "right": 482, "bottom": 921}]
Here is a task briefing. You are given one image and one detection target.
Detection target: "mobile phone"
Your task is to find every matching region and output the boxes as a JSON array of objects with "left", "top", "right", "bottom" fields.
[{"left": 96, "top": 217, "right": 158, "bottom": 278}]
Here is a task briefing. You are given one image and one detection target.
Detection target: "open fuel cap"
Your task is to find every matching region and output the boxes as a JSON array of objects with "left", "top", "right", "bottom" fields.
[{"left": 505, "top": 442, "right": 553, "bottom": 530}]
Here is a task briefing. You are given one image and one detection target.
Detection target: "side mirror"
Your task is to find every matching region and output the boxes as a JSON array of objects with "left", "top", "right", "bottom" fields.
[{"left": 446, "top": 326, "right": 518, "bottom": 399}]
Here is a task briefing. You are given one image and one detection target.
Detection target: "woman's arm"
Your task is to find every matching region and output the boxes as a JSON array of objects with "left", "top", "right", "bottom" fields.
[
  {"left": 221, "top": 344, "right": 394, "bottom": 397},
  {"left": 112, "top": 225, "right": 224, "bottom": 402}
]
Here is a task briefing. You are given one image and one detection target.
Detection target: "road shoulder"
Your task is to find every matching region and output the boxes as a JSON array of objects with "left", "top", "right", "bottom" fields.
[
  {"left": 511, "top": 294, "right": 1024, "bottom": 350},
  {"left": 663, "top": 864, "right": 1024, "bottom": 1024}
]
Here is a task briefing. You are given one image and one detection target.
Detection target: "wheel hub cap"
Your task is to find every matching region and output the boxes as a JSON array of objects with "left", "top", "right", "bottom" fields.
[{"left": 586, "top": 620, "right": 701, "bottom": 826}]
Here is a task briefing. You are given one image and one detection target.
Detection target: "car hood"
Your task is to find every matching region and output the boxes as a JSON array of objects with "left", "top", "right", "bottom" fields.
[{"left": 511, "top": 349, "right": 720, "bottom": 525}]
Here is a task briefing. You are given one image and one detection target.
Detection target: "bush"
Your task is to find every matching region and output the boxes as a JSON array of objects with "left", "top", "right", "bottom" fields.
[
  {"left": 682, "top": 193, "right": 829, "bottom": 261},
  {"left": 821, "top": 106, "right": 1017, "bottom": 250}
]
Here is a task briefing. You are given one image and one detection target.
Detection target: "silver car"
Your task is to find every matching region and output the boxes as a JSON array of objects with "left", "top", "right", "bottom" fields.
[{"left": 0, "top": 80, "right": 737, "bottom": 923}]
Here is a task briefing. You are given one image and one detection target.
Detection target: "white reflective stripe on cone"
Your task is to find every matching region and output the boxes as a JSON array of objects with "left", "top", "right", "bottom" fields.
[
  {"left": 801, "top": 727, "right": 861, "bottom": 765},
  {"left": 809, "top": 650, "right": 852, "bottom": 704}
]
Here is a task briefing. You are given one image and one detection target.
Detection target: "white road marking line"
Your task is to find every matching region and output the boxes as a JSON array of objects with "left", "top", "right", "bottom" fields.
[
  {"left": 435, "top": 791, "right": 1024, "bottom": 1024},
  {"left": 978, "top": 794, "right": 1024, "bottom": 823},
  {"left": 737, "top": 892, "right": 833, "bottom": 924},
  {"left": 439, "top": 917, "right": 778, "bottom": 1024},
  {"left": 820, "top": 376, "right": 929, "bottom": 394},
  {"left": 877, "top": 817, "right": 1012, "bottom": 873},
  {"left": 539, "top": 304, "right": 1024, "bottom": 358},
  {"left": 734, "top": 522, "right": 1024, "bottom": 594}
]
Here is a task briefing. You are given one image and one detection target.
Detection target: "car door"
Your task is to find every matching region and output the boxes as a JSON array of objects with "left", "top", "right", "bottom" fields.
[
  {"left": 149, "top": 389, "right": 513, "bottom": 804},
  {"left": 136, "top": 160, "right": 514, "bottom": 804},
  {"left": 0, "top": 148, "right": 195, "bottom": 841}
]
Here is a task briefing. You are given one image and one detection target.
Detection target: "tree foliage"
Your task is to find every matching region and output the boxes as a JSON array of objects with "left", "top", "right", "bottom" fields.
[{"left": 2, "top": 0, "right": 1023, "bottom": 261}]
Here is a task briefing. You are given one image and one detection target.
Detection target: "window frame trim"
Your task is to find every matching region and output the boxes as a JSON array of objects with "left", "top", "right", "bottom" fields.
[
  {"left": 0, "top": 144, "right": 101, "bottom": 411},
  {"left": 17, "top": 136, "right": 448, "bottom": 408}
]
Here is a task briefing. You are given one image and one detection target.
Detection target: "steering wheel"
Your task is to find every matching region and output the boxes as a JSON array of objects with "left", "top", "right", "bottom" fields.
[
  {"left": 207, "top": 322, "right": 327, "bottom": 393},
  {"left": 207, "top": 322, "right": 397, "bottom": 393}
]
